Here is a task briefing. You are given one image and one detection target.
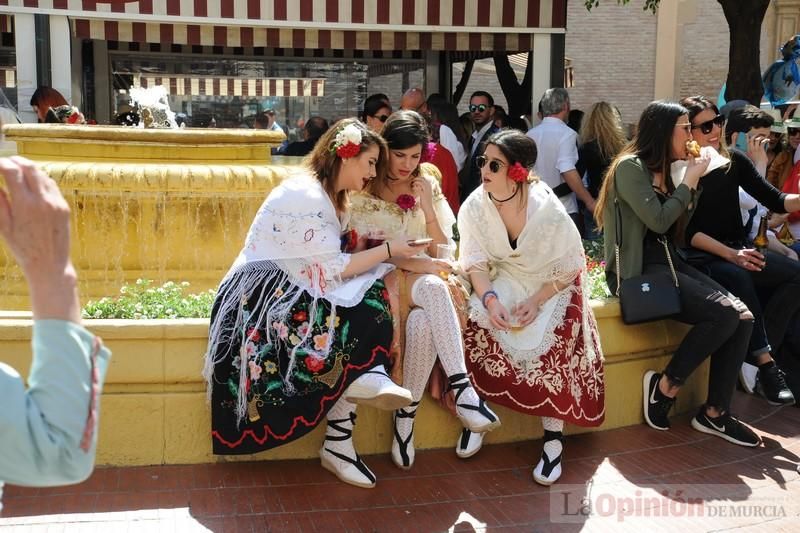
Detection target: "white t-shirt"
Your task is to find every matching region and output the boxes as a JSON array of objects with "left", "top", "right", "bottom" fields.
[
  {"left": 527, "top": 117, "right": 579, "bottom": 214},
  {"left": 439, "top": 125, "right": 466, "bottom": 172}
]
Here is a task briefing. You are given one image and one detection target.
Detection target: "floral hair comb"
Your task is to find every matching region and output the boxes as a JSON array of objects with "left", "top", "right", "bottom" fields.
[{"left": 332, "top": 123, "right": 363, "bottom": 159}]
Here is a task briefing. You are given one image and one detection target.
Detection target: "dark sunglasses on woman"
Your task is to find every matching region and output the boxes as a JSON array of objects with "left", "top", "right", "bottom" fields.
[
  {"left": 475, "top": 155, "right": 506, "bottom": 173},
  {"left": 373, "top": 114, "right": 389, "bottom": 123},
  {"left": 691, "top": 114, "right": 726, "bottom": 135}
]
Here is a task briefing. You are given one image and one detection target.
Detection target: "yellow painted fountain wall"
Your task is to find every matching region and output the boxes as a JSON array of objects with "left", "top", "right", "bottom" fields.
[
  {"left": 0, "top": 124, "right": 288, "bottom": 309},
  {"left": 0, "top": 124, "right": 703, "bottom": 466}
]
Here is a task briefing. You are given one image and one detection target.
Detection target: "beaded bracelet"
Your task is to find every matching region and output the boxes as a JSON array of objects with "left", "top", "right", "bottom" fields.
[{"left": 481, "top": 290, "right": 498, "bottom": 309}]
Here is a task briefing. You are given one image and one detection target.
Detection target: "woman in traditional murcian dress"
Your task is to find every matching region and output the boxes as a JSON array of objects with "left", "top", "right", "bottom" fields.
[
  {"left": 204, "top": 119, "right": 424, "bottom": 489},
  {"left": 458, "top": 129, "right": 605, "bottom": 486}
]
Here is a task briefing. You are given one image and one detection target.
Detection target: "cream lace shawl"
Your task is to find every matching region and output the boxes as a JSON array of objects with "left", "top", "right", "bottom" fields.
[{"left": 458, "top": 181, "right": 601, "bottom": 365}]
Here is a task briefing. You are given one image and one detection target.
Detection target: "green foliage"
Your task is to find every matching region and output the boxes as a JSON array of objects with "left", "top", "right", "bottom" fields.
[
  {"left": 583, "top": 238, "right": 613, "bottom": 300},
  {"left": 584, "top": 0, "right": 660, "bottom": 14},
  {"left": 82, "top": 279, "right": 216, "bottom": 319}
]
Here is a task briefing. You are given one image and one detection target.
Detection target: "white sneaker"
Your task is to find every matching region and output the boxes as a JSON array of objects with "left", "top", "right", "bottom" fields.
[
  {"left": 319, "top": 411, "right": 376, "bottom": 489},
  {"left": 739, "top": 363, "right": 758, "bottom": 394},
  {"left": 455, "top": 428, "right": 485, "bottom": 459},
  {"left": 344, "top": 367, "right": 413, "bottom": 410}
]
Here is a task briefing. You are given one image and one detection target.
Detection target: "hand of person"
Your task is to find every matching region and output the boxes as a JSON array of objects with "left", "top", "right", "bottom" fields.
[
  {"left": 510, "top": 296, "right": 542, "bottom": 327},
  {"left": 0, "top": 156, "right": 80, "bottom": 322},
  {"left": 728, "top": 247, "right": 765, "bottom": 271},
  {"left": 410, "top": 175, "right": 435, "bottom": 212},
  {"left": 746, "top": 133, "right": 769, "bottom": 168},
  {"left": 769, "top": 212, "right": 789, "bottom": 227},
  {"left": 420, "top": 257, "right": 455, "bottom": 276},
  {"left": 486, "top": 298, "right": 512, "bottom": 330},
  {"left": 682, "top": 151, "right": 712, "bottom": 188},
  {"left": 386, "top": 236, "right": 428, "bottom": 259}
]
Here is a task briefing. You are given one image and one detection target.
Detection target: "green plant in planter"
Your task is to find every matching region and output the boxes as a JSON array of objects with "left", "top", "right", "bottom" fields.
[
  {"left": 583, "top": 237, "right": 612, "bottom": 300},
  {"left": 82, "top": 279, "right": 216, "bottom": 319}
]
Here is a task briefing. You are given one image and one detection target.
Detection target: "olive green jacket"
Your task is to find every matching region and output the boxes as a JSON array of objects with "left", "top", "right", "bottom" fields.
[{"left": 602, "top": 156, "right": 696, "bottom": 293}]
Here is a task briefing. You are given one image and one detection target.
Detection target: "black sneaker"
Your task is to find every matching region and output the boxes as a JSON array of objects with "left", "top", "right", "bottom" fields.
[
  {"left": 690, "top": 409, "right": 761, "bottom": 447},
  {"left": 757, "top": 365, "right": 795, "bottom": 406},
  {"left": 643, "top": 370, "right": 675, "bottom": 431}
]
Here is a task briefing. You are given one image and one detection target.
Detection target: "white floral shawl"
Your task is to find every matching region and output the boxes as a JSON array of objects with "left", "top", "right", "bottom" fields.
[
  {"left": 203, "top": 172, "right": 393, "bottom": 421},
  {"left": 458, "top": 181, "right": 601, "bottom": 365}
]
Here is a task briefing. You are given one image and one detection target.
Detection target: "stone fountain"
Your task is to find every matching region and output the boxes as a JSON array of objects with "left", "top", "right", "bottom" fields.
[{"left": 0, "top": 124, "right": 288, "bottom": 309}]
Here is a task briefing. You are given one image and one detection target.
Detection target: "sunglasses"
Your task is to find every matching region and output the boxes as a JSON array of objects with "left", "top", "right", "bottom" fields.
[
  {"left": 788, "top": 127, "right": 800, "bottom": 136},
  {"left": 373, "top": 114, "right": 389, "bottom": 123},
  {"left": 469, "top": 104, "right": 488, "bottom": 113},
  {"left": 691, "top": 114, "right": 725, "bottom": 135},
  {"left": 475, "top": 155, "right": 506, "bottom": 173},
  {"left": 674, "top": 122, "right": 692, "bottom": 134}
]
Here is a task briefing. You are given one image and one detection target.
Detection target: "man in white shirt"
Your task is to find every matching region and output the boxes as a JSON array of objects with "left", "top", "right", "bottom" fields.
[
  {"left": 527, "top": 88, "right": 595, "bottom": 231},
  {"left": 461, "top": 91, "right": 499, "bottom": 201}
]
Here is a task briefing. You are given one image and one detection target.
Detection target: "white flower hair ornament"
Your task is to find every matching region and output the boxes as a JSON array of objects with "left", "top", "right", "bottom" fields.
[{"left": 332, "top": 123, "right": 363, "bottom": 159}]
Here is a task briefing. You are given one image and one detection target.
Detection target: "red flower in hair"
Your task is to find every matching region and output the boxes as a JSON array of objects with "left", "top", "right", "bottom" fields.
[
  {"left": 396, "top": 194, "right": 417, "bottom": 211},
  {"left": 507, "top": 162, "right": 529, "bottom": 183},
  {"left": 331, "top": 123, "right": 363, "bottom": 159},
  {"left": 336, "top": 142, "right": 361, "bottom": 159}
]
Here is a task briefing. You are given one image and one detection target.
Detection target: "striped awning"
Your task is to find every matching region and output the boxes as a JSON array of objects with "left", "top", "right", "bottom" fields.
[
  {"left": 0, "top": 67, "right": 15, "bottom": 88},
  {"left": 136, "top": 76, "right": 324, "bottom": 98},
  {"left": 0, "top": 1, "right": 565, "bottom": 50},
  {"left": 0, "top": 14, "right": 12, "bottom": 33},
  {"left": 74, "top": 21, "right": 538, "bottom": 50}
]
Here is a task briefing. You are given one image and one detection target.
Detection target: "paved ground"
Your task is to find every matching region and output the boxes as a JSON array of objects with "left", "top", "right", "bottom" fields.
[{"left": 1, "top": 391, "right": 799, "bottom": 532}]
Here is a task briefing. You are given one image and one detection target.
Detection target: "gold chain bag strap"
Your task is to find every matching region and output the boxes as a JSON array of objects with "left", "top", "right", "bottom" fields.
[{"left": 614, "top": 198, "right": 682, "bottom": 325}]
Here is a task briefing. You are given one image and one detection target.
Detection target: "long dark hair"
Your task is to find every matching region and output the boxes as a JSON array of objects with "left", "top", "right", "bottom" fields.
[
  {"left": 594, "top": 100, "right": 688, "bottom": 230},
  {"left": 367, "top": 110, "right": 429, "bottom": 195},
  {"left": 429, "top": 100, "right": 468, "bottom": 147},
  {"left": 306, "top": 118, "right": 387, "bottom": 212}
]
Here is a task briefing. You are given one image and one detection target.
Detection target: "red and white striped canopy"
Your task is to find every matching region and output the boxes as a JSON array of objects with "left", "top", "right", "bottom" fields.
[
  {"left": 137, "top": 75, "right": 324, "bottom": 97},
  {"left": 0, "top": 0, "right": 565, "bottom": 50}
]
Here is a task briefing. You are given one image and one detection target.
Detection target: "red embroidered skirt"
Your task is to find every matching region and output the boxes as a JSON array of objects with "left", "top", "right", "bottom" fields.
[{"left": 463, "top": 288, "right": 605, "bottom": 427}]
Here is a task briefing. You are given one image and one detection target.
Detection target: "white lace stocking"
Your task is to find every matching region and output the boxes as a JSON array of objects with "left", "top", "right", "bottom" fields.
[
  {"left": 410, "top": 274, "right": 479, "bottom": 406},
  {"left": 403, "top": 308, "right": 438, "bottom": 401},
  {"left": 325, "top": 396, "right": 356, "bottom": 455},
  {"left": 542, "top": 416, "right": 564, "bottom": 458}
]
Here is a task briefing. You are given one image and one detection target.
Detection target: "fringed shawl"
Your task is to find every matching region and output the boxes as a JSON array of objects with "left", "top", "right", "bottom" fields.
[
  {"left": 458, "top": 181, "right": 601, "bottom": 370},
  {"left": 203, "top": 173, "right": 393, "bottom": 424}
]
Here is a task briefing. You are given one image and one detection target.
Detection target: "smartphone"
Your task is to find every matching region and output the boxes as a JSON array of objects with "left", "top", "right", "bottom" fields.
[
  {"left": 407, "top": 238, "right": 434, "bottom": 246},
  {"left": 735, "top": 133, "right": 768, "bottom": 153},
  {"left": 734, "top": 133, "right": 749, "bottom": 152}
]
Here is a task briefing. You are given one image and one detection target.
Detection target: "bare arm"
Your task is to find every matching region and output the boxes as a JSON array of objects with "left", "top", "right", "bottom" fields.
[
  {"left": 340, "top": 238, "right": 423, "bottom": 278},
  {"left": 562, "top": 169, "right": 596, "bottom": 211},
  {"left": 690, "top": 232, "right": 763, "bottom": 271}
]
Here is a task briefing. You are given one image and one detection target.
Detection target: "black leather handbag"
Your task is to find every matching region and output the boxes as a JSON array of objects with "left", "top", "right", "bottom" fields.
[{"left": 614, "top": 199, "right": 682, "bottom": 325}]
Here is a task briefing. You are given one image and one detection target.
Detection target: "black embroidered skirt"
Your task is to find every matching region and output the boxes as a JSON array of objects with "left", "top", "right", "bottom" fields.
[{"left": 209, "top": 277, "right": 393, "bottom": 455}]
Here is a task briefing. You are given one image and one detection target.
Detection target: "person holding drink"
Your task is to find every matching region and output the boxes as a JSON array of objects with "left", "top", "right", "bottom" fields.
[
  {"left": 458, "top": 130, "right": 604, "bottom": 485},
  {"left": 348, "top": 110, "right": 500, "bottom": 471},
  {"left": 679, "top": 95, "right": 800, "bottom": 406}
]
